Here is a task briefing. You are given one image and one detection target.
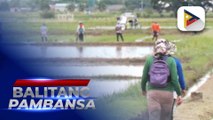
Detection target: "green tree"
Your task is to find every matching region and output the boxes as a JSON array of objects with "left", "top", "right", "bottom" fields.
[
  {"left": 101, "top": 0, "right": 123, "bottom": 5},
  {"left": 151, "top": 0, "right": 166, "bottom": 16},
  {"left": 151, "top": 0, "right": 213, "bottom": 17},
  {"left": 189, "top": 0, "right": 213, "bottom": 13},
  {"left": 67, "top": 3, "right": 75, "bottom": 12},
  {"left": 40, "top": 10, "right": 55, "bottom": 19},
  {"left": 97, "top": 1, "right": 106, "bottom": 11},
  {"left": 33, "top": 0, "right": 51, "bottom": 11},
  {"left": 79, "top": 3, "right": 86, "bottom": 12},
  {"left": 26, "top": 0, "right": 37, "bottom": 10},
  {"left": 125, "top": 0, "right": 141, "bottom": 11}
]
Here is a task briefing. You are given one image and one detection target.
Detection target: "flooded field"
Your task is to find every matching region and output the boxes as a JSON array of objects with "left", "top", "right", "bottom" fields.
[
  {"left": 6, "top": 44, "right": 152, "bottom": 97},
  {"left": 30, "top": 65, "right": 143, "bottom": 77},
  {"left": 7, "top": 45, "right": 153, "bottom": 59}
]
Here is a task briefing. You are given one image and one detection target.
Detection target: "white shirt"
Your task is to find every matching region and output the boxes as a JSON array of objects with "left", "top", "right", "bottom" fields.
[
  {"left": 40, "top": 25, "right": 48, "bottom": 35},
  {"left": 76, "top": 25, "right": 85, "bottom": 34},
  {"left": 115, "top": 24, "right": 122, "bottom": 33}
]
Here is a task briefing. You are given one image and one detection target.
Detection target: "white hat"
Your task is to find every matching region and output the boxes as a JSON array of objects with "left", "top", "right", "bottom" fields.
[
  {"left": 154, "top": 42, "right": 167, "bottom": 54},
  {"left": 155, "top": 39, "right": 167, "bottom": 45},
  {"left": 166, "top": 42, "right": 177, "bottom": 55}
]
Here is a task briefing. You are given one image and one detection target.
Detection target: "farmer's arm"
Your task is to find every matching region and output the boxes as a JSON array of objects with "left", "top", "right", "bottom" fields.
[
  {"left": 83, "top": 26, "right": 85, "bottom": 32},
  {"left": 176, "top": 59, "right": 186, "bottom": 90},
  {"left": 141, "top": 56, "right": 151, "bottom": 92},
  {"left": 170, "top": 58, "right": 182, "bottom": 96}
]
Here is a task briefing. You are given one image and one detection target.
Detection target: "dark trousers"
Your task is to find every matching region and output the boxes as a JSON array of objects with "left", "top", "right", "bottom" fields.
[
  {"left": 152, "top": 31, "right": 159, "bottom": 41},
  {"left": 78, "top": 33, "right": 84, "bottom": 42},
  {"left": 116, "top": 33, "right": 124, "bottom": 42},
  {"left": 41, "top": 36, "right": 48, "bottom": 42}
]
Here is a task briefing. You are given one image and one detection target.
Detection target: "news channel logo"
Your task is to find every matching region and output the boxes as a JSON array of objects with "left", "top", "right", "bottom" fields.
[
  {"left": 8, "top": 78, "right": 96, "bottom": 110},
  {"left": 177, "top": 6, "right": 205, "bottom": 31}
]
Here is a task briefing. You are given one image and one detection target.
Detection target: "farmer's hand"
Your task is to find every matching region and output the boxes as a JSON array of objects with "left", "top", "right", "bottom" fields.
[
  {"left": 176, "top": 96, "right": 183, "bottom": 106},
  {"left": 182, "top": 90, "right": 186, "bottom": 97}
]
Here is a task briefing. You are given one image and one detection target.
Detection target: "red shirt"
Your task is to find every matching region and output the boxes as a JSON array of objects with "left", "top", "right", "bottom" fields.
[{"left": 152, "top": 23, "right": 160, "bottom": 32}]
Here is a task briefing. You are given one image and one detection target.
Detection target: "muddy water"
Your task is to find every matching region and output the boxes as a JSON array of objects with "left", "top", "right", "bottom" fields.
[
  {"left": 8, "top": 44, "right": 151, "bottom": 97},
  {"left": 8, "top": 45, "right": 153, "bottom": 59},
  {"left": 31, "top": 65, "right": 143, "bottom": 77}
]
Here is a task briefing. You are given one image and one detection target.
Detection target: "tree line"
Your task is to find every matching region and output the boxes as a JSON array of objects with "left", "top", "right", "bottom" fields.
[{"left": 0, "top": 0, "right": 212, "bottom": 14}]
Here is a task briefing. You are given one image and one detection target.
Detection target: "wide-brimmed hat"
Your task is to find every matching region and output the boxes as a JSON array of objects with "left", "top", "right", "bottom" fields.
[
  {"left": 154, "top": 42, "right": 167, "bottom": 54},
  {"left": 166, "top": 42, "right": 177, "bottom": 55},
  {"left": 155, "top": 39, "right": 167, "bottom": 45}
]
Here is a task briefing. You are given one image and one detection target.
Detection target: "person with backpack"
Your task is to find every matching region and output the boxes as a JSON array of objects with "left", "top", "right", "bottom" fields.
[
  {"left": 155, "top": 39, "right": 186, "bottom": 95},
  {"left": 141, "top": 42, "right": 182, "bottom": 120},
  {"left": 115, "top": 22, "right": 124, "bottom": 42},
  {"left": 76, "top": 22, "right": 85, "bottom": 42}
]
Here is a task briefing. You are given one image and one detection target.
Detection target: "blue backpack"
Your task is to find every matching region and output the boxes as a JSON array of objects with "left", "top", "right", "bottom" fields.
[{"left": 148, "top": 56, "right": 170, "bottom": 88}]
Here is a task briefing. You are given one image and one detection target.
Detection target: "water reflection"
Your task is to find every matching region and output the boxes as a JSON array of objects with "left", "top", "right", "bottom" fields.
[
  {"left": 76, "top": 46, "right": 83, "bottom": 58},
  {"left": 30, "top": 65, "right": 144, "bottom": 77},
  {"left": 41, "top": 45, "right": 47, "bottom": 57},
  {"left": 7, "top": 45, "right": 153, "bottom": 59},
  {"left": 116, "top": 46, "right": 122, "bottom": 58}
]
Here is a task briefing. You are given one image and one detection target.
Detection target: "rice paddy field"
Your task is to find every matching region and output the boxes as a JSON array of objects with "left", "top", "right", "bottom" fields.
[{"left": 1, "top": 11, "right": 213, "bottom": 120}]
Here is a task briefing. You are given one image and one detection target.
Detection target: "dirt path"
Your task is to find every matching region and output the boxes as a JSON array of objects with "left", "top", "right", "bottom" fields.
[{"left": 174, "top": 75, "right": 213, "bottom": 120}]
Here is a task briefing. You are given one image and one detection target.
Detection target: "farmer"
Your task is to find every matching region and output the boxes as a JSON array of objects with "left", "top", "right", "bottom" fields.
[
  {"left": 115, "top": 22, "right": 124, "bottom": 42},
  {"left": 76, "top": 22, "right": 85, "bottom": 42},
  {"left": 141, "top": 42, "right": 182, "bottom": 120},
  {"left": 40, "top": 23, "right": 48, "bottom": 42},
  {"left": 151, "top": 22, "right": 160, "bottom": 41},
  {"left": 155, "top": 39, "right": 187, "bottom": 94},
  {"left": 166, "top": 41, "right": 186, "bottom": 120},
  {"left": 134, "top": 18, "right": 138, "bottom": 29}
]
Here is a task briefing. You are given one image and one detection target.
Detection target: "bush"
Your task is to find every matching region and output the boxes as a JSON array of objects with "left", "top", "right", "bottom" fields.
[
  {"left": 136, "top": 12, "right": 142, "bottom": 18},
  {"left": 40, "top": 11, "right": 55, "bottom": 19},
  {"left": 142, "top": 8, "right": 154, "bottom": 18}
]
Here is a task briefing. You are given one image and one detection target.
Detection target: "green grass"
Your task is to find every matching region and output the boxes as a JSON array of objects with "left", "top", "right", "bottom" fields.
[
  {"left": 176, "top": 30, "right": 213, "bottom": 86},
  {"left": 95, "top": 82, "right": 147, "bottom": 120}
]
